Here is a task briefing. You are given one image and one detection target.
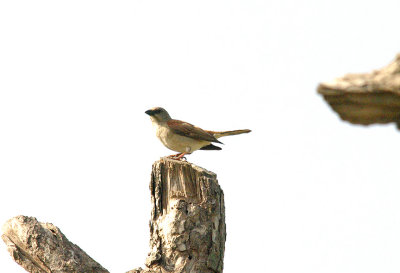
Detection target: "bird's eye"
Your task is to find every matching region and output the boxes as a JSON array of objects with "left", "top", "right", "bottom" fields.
[{"left": 153, "top": 109, "right": 162, "bottom": 114}]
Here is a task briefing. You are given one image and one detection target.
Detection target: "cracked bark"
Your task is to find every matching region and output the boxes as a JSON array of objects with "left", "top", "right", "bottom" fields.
[
  {"left": 128, "top": 157, "right": 226, "bottom": 273},
  {"left": 2, "top": 158, "right": 226, "bottom": 273},
  {"left": 318, "top": 54, "right": 400, "bottom": 128}
]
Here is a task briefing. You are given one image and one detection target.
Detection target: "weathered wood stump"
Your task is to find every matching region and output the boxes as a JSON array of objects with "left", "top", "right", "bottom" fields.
[
  {"left": 1, "top": 158, "right": 226, "bottom": 273},
  {"left": 318, "top": 54, "right": 400, "bottom": 127}
]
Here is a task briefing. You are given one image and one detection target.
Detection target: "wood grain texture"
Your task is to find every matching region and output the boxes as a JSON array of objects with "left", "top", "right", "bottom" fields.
[
  {"left": 318, "top": 54, "right": 400, "bottom": 127},
  {"left": 1, "top": 216, "right": 109, "bottom": 273}
]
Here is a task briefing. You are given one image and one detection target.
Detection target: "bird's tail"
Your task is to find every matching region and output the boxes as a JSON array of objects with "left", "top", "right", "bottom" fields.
[{"left": 209, "top": 129, "right": 251, "bottom": 139}]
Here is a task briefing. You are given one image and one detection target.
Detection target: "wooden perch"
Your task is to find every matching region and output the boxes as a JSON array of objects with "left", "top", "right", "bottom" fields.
[
  {"left": 2, "top": 158, "right": 226, "bottom": 273},
  {"left": 1, "top": 216, "right": 109, "bottom": 273},
  {"left": 129, "top": 157, "right": 226, "bottom": 273},
  {"left": 318, "top": 54, "right": 400, "bottom": 127}
]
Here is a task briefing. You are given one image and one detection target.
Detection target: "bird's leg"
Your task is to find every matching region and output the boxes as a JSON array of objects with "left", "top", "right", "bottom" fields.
[{"left": 175, "top": 152, "right": 187, "bottom": 160}]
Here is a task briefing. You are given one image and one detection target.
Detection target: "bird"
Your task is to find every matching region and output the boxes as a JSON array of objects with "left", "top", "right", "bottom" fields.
[{"left": 145, "top": 107, "right": 251, "bottom": 160}]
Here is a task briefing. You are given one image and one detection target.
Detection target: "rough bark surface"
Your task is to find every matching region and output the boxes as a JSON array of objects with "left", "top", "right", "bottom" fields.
[
  {"left": 2, "top": 158, "right": 226, "bottom": 273},
  {"left": 1, "top": 215, "right": 109, "bottom": 273},
  {"left": 129, "top": 157, "right": 226, "bottom": 273},
  {"left": 318, "top": 54, "right": 400, "bottom": 127}
]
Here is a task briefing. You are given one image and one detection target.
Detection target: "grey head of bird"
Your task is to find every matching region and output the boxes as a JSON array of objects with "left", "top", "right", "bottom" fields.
[{"left": 145, "top": 107, "right": 172, "bottom": 123}]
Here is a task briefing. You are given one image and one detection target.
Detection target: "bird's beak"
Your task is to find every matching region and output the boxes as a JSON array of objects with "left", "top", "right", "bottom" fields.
[{"left": 145, "top": 109, "right": 153, "bottom": 116}]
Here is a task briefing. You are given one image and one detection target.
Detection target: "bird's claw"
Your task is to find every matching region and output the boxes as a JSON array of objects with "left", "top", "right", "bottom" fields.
[{"left": 167, "top": 153, "right": 187, "bottom": 161}]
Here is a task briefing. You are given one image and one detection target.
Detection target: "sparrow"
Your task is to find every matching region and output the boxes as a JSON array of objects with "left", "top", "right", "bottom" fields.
[{"left": 145, "top": 107, "right": 251, "bottom": 160}]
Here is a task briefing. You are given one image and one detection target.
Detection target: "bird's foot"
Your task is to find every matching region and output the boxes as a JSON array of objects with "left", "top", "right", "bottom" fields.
[{"left": 167, "top": 153, "right": 187, "bottom": 161}]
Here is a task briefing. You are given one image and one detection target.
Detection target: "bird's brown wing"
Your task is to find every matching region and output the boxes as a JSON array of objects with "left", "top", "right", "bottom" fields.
[{"left": 167, "top": 119, "right": 222, "bottom": 144}]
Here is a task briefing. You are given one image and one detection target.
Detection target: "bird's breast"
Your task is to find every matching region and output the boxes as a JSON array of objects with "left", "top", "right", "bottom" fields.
[{"left": 154, "top": 123, "right": 209, "bottom": 153}]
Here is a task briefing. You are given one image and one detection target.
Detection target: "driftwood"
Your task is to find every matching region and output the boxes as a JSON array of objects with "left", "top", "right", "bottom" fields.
[
  {"left": 318, "top": 54, "right": 400, "bottom": 127},
  {"left": 2, "top": 216, "right": 109, "bottom": 273},
  {"left": 2, "top": 158, "right": 226, "bottom": 273}
]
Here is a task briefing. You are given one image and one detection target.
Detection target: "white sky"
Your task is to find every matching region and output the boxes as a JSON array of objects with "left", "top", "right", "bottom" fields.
[{"left": 1, "top": 1, "right": 400, "bottom": 272}]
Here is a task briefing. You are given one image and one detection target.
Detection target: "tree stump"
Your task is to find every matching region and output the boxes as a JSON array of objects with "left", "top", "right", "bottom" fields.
[
  {"left": 1, "top": 158, "right": 226, "bottom": 273},
  {"left": 318, "top": 54, "right": 400, "bottom": 127},
  {"left": 129, "top": 157, "right": 226, "bottom": 273}
]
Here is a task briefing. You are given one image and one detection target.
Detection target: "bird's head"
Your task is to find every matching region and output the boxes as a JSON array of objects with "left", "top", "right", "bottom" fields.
[{"left": 145, "top": 107, "right": 172, "bottom": 123}]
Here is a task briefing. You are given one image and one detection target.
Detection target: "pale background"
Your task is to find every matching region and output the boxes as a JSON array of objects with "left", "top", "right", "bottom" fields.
[{"left": 1, "top": 1, "right": 400, "bottom": 272}]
